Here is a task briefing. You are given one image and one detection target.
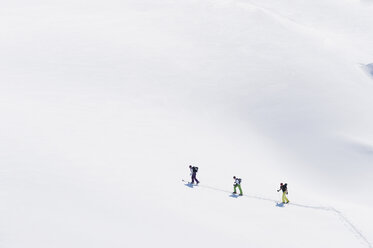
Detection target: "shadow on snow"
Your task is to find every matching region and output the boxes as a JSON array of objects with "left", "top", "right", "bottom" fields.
[
  {"left": 276, "top": 202, "right": 285, "bottom": 208},
  {"left": 229, "top": 194, "right": 240, "bottom": 198},
  {"left": 184, "top": 183, "right": 194, "bottom": 188}
]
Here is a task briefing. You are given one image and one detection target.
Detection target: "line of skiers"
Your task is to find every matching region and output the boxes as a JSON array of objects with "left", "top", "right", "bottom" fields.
[{"left": 188, "top": 165, "right": 290, "bottom": 204}]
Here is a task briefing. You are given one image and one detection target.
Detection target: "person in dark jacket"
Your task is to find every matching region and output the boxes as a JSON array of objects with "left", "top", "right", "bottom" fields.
[
  {"left": 277, "top": 183, "right": 289, "bottom": 204},
  {"left": 189, "top": 165, "right": 199, "bottom": 184}
]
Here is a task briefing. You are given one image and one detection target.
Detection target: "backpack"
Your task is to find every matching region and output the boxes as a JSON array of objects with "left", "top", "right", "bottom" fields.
[
  {"left": 282, "top": 183, "right": 288, "bottom": 193},
  {"left": 193, "top": 167, "right": 198, "bottom": 173},
  {"left": 237, "top": 178, "right": 242, "bottom": 184}
]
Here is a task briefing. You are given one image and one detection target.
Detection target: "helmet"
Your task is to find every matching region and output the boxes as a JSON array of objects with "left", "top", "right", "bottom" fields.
[
  {"left": 280, "top": 183, "right": 283, "bottom": 185},
  {"left": 233, "top": 176, "right": 236, "bottom": 179}
]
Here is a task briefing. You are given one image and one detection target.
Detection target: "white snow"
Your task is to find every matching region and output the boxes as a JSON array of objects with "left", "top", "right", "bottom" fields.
[{"left": 1, "top": 0, "right": 373, "bottom": 247}]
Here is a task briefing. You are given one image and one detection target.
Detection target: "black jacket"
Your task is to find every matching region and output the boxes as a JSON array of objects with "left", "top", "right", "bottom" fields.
[{"left": 280, "top": 184, "right": 288, "bottom": 193}]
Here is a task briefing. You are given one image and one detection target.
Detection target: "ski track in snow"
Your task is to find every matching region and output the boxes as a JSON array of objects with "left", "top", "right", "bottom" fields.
[{"left": 185, "top": 182, "right": 372, "bottom": 248}]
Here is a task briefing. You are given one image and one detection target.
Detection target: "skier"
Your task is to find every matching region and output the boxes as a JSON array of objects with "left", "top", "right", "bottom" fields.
[
  {"left": 189, "top": 165, "right": 199, "bottom": 185},
  {"left": 232, "top": 176, "right": 243, "bottom": 196},
  {"left": 277, "top": 183, "right": 289, "bottom": 204}
]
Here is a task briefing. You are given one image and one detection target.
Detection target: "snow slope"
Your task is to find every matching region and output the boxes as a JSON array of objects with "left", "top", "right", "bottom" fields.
[{"left": 1, "top": 0, "right": 373, "bottom": 247}]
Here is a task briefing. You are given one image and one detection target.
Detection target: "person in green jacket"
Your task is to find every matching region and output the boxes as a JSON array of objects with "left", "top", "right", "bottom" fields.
[{"left": 232, "top": 176, "right": 243, "bottom": 196}]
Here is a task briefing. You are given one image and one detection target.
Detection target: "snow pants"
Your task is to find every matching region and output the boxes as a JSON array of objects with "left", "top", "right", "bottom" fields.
[
  {"left": 191, "top": 172, "right": 199, "bottom": 184},
  {"left": 282, "top": 192, "right": 289, "bottom": 203},
  {"left": 233, "top": 184, "right": 243, "bottom": 195}
]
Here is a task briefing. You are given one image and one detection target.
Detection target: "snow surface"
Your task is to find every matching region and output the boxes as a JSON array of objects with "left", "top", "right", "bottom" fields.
[{"left": 1, "top": 0, "right": 373, "bottom": 247}]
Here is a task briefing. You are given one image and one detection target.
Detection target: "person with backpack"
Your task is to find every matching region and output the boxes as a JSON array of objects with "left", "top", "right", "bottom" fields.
[
  {"left": 232, "top": 176, "right": 243, "bottom": 196},
  {"left": 189, "top": 165, "right": 199, "bottom": 185},
  {"left": 277, "top": 183, "right": 289, "bottom": 204}
]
